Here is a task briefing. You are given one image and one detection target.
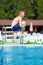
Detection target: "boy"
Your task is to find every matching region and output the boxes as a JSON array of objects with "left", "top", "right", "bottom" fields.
[{"left": 11, "top": 11, "right": 26, "bottom": 36}]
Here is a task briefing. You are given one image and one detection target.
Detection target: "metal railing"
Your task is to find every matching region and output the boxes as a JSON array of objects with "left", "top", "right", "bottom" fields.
[{"left": 2, "top": 26, "right": 24, "bottom": 44}]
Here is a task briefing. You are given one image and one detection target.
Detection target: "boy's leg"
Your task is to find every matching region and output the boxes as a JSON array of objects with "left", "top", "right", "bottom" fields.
[{"left": 20, "top": 27, "right": 25, "bottom": 44}]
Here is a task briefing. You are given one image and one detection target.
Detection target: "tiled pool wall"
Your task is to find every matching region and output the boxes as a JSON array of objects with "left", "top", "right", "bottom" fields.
[{"left": 0, "top": 46, "right": 43, "bottom": 65}]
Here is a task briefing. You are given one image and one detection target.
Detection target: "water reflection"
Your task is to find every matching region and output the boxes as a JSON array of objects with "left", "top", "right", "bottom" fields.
[
  {"left": 0, "top": 46, "right": 43, "bottom": 65},
  {"left": 0, "top": 46, "right": 4, "bottom": 65}
]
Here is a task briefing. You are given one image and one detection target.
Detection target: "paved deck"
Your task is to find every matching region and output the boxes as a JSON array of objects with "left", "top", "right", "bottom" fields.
[{"left": 0, "top": 43, "right": 43, "bottom": 47}]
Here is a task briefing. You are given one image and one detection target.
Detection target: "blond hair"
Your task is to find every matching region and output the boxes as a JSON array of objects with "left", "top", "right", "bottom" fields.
[{"left": 19, "top": 11, "right": 25, "bottom": 15}]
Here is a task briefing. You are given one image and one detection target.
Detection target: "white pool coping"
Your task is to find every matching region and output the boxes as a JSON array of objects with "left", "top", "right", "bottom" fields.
[{"left": 0, "top": 44, "right": 43, "bottom": 47}]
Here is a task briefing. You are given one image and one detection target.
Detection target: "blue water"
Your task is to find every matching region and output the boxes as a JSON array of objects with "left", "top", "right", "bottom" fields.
[{"left": 0, "top": 46, "right": 43, "bottom": 65}]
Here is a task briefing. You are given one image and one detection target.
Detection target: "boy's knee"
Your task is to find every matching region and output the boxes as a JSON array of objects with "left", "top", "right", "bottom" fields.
[{"left": 22, "top": 21, "right": 26, "bottom": 27}]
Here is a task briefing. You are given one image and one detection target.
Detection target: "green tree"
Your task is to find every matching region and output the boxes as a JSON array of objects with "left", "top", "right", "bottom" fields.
[
  {"left": 0, "top": 0, "right": 35, "bottom": 19},
  {"left": 0, "top": 0, "right": 43, "bottom": 19},
  {"left": 37, "top": 0, "right": 43, "bottom": 19},
  {"left": 33, "top": 0, "right": 43, "bottom": 19}
]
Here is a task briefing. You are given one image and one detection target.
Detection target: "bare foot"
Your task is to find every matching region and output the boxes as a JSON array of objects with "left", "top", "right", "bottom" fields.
[{"left": 17, "top": 31, "right": 22, "bottom": 37}]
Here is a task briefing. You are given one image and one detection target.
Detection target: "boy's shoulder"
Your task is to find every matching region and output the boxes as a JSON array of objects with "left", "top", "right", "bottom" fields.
[{"left": 15, "top": 16, "right": 21, "bottom": 19}]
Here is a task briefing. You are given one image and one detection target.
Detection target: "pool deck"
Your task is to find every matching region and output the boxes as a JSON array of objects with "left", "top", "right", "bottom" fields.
[{"left": 0, "top": 43, "right": 43, "bottom": 47}]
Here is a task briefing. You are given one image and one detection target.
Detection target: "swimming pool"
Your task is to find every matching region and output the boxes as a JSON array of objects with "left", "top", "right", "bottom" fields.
[{"left": 0, "top": 46, "right": 43, "bottom": 65}]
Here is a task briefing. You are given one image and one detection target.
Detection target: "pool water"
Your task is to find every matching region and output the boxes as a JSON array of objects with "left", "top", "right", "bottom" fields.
[{"left": 0, "top": 46, "right": 43, "bottom": 65}]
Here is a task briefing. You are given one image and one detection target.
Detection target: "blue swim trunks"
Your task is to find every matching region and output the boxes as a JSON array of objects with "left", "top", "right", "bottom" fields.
[{"left": 11, "top": 24, "right": 21, "bottom": 32}]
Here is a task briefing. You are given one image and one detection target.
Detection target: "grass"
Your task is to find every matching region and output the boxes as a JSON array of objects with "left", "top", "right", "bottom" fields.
[
  {"left": 0, "top": 40, "right": 43, "bottom": 45},
  {"left": 0, "top": 40, "right": 4, "bottom": 45},
  {"left": 24, "top": 41, "right": 43, "bottom": 44}
]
